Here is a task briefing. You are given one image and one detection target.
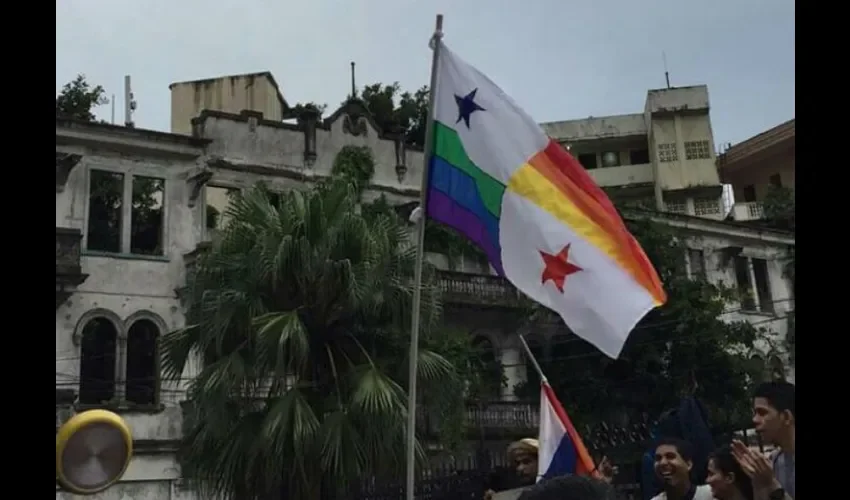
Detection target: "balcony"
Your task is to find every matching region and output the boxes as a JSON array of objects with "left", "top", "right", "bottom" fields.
[
  {"left": 438, "top": 270, "right": 522, "bottom": 308},
  {"left": 181, "top": 245, "right": 524, "bottom": 308},
  {"left": 418, "top": 401, "right": 539, "bottom": 438},
  {"left": 729, "top": 201, "right": 764, "bottom": 222},
  {"left": 56, "top": 228, "right": 88, "bottom": 309},
  {"left": 466, "top": 401, "right": 539, "bottom": 432},
  {"left": 417, "top": 401, "right": 658, "bottom": 447},
  {"left": 588, "top": 163, "right": 653, "bottom": 189}
]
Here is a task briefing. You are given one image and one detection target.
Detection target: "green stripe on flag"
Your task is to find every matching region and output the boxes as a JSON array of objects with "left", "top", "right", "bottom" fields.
[{"left": 432, "top": 122, "right": 505, "bottom": 218}]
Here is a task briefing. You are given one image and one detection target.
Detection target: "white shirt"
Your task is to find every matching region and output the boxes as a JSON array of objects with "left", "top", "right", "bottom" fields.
[{"left": 650, "top": 484, "right": 713, "bottom": 500}]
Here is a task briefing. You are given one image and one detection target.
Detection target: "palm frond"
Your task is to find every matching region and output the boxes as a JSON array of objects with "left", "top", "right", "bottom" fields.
[{"left": 162, "top": 180, "right": 463, "bottom": 498}]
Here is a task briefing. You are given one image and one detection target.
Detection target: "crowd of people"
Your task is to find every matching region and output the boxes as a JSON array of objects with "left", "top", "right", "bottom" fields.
[{"left": 487, "top": 381, "right": 795, "bottom": 500}]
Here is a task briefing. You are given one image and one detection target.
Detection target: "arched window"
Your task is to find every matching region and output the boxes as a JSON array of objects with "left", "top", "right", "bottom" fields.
[
  {"left": 126, "top": 319, "right": 160, "bottom": 405},
  {"left": 471, "top": 336, "right": 502, "bottom": 400},
  {"left": 78, "top": 318, "right": 118, "bottom": 405},
  {"left": 768, "top": 355, "right": 785, "bottom": 381},
  {"left": 748, "top": 354, "right": 766, "bottom": 383}
]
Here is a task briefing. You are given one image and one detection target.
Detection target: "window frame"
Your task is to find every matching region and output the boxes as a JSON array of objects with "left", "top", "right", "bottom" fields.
[
  {"left": 83, "top": 164, "right": 169, "bottom": 260},
  {"left": 201, "top": 182, "right": 243, "bottom": 241},
  {"left": 74, "top": 310, "right": 166, "bottom": 412},
  {"left": 686, "top": 248, "right": 706, "bottom": 279}
]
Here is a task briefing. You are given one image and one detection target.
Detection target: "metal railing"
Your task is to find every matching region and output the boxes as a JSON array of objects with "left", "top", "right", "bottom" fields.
[
  {"left": 437, "top": 270, "right": 522, "bottom": 307},
  {"left": 183, "top": 244, "right": 524, "bottom": 308}
]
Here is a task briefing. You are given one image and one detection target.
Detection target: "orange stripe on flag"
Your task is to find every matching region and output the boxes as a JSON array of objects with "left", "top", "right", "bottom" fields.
[{"left": 526, "top": 140, "right": 666, "bottom": 304}]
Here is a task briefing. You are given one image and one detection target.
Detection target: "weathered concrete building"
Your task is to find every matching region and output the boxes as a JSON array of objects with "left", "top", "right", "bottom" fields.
[
  {"left": 717, "top": 118, "right": 795, "bottom": 222},
  {"left": 176, "top": 74, "right": 794, "bottom": 386},
  {"left": 54, "top": 73, "right": 794, "bottom": 496},
  {"left": 540, "top": 85, "right": 724, "bottom": 218},
  {"left": 183, "top": 95, "right": 795, "bottom": 454},
  {"left": 56, "top": 117, "right": 208, "bottom": 499}
]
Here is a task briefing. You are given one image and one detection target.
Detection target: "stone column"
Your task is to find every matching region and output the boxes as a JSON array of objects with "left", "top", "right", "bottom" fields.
[
  {"left": 297, "top": 107, "right": 320, "bottom": 167},
  {"left": 388, "top": 124, "right": 408, "bottom": 183},
  {"left": 500, "top": 344, "right": 525, "bottom": 401},
  {"left": 746, "top": 257, "right": 762, "bottom": 312}
]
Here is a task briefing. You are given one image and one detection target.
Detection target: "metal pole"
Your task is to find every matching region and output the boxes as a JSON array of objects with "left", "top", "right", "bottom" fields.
[
  {"left": 405, "top": 14, "right": 444, "bottom": 500},
  {"left": 124, "top": 75, "right": 132, "bottom": 126},
  {"left": 518, "top": 333, "right": 548, "bottom": 385}
]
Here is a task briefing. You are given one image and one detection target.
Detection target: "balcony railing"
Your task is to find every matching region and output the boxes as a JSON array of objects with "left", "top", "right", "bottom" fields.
[
  {"left": 183, "top": 245, "right": 523, "bottom": 308},
  {"left": 417, "top": 401, "right": 539, "bottom": 437},
  {"left": 729, "top": 201, "right": 764, "bottom": 221},
  {"left": 438, "top": 270, "right": 522, "bottom": 307},
  {"left": 466, "top": 401, "right": 539, "bottom": 430},
  {"left": 56, "top": 227, "right": 83, "bottom": 276},
  {"left": 416, "top": 401, "right": 664, "bottom": 447}
]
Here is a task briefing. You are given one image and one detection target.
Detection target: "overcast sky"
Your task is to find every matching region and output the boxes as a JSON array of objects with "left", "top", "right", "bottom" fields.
[{"left": 56, "top": 0, "right": 793, "bottom": 146}]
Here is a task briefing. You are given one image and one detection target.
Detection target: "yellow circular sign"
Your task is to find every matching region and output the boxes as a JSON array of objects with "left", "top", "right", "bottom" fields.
[{"left": 56, "top": 409, "right": 133, "bottom": 495}]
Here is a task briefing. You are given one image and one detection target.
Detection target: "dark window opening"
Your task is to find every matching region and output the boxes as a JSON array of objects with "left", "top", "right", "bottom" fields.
[
  {"left": 769, "top": 174, "right": 782, "bottom": 187},
  {"left": 734, "top": 256, "right": 756, "bottom": 311},
  {"left": 268, "top": 191, "right": 282, "bottom": 207},
  {"left": 752, "top": 258, "right": 774, "bottom": 313},
  {"left": 87, "top": 170, "right": 124, "bottom": 253},
  {"left": 742, "top": 185, "right": 757, "bottom": 202},
  {"left": 126, "top": 319, "right": 160, "bottom": 405},
  {"left": 630, "top": 148, "right": 650, "bottom": 165},
  {"left": 470, "top": 336, "right": 502, "bottom": 400},
  {"left": 130, "top": 176, "right": 165, "bottom": 256},
  {"left": 748, "top": 355, "right": 767, "bottom": 384},
  {"left": 768, "top": 356, "right": 785, "bottom": 380},
  {"left": 78, "top": 318, "right": 118, "bottom": 405},
  {"left": 688, "top": 249, "right": 706, "bottom": 279},
  {"left": 577, "top": 153, "right": 598, "bottom": 170}
]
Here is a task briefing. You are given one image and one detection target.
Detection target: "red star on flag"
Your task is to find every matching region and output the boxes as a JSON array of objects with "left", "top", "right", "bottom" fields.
[{"left": 539, "top": 244, "right": 583, "bottom": 293}]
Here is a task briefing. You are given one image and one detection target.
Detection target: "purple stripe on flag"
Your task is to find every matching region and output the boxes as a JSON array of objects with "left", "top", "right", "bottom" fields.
[{"left": 427, "top": 188, "right": 504, "bottom": 275}]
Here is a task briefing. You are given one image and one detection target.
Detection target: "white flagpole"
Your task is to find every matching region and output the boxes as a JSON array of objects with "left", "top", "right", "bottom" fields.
[
  {"left": 518, "top": 333, "right": 548, "bottom": 385},
  {"left": 405, "top": 14, "right": 444, "bottom": 500}
]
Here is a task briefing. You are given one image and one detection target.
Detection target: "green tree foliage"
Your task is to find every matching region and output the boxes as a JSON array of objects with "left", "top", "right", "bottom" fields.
[
  {"left": 762, "top": 186, "right": 795, "bottom": 232},
  {"left": 290, "top": 101, "right": 328, "bottom": 119},
  {"left": 56, "top": 74, "right": 108, "bottom": 121},
  {"left": 356, "top": 83, "right": 487, "bottom": 267},
  {"left": 359, "top": 82, "right": 429, "bottom": 148},
  {"left": 162, "top": 179, "right": 464, "bottom": 499},
  {"left": 515, "top": 216, "right": 762, "bottom": 428},
  {"left": 331, "top": 145, "right": 375, "bottom": 190},
  {"left": 331, "top": 146, "right": 504, "bottom": 448}
]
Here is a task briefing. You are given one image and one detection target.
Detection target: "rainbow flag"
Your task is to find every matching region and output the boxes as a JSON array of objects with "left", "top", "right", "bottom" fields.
[{"left": 425, "top": 42, "right": 666, "bottom": 358}]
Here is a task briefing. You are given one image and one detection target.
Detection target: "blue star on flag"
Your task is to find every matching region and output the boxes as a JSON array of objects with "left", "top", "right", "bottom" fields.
[{"left": 454, "top": 88, "right": 486, "bottom": 128}]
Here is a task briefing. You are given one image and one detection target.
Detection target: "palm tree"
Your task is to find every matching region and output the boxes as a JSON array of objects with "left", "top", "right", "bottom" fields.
[{"left": 162, "top": 179, "right": 461, "bottom": 499}]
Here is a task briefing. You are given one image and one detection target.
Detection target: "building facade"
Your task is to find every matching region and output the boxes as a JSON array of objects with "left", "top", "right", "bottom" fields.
[
  {"left": 717, "top": 118, "right": 795, "bottom": 222},
  {"left": 540, "top": 85, "right": 724, "bottom": 219},
  {"left": 55, "top": 75, "right": 794, "bottom": 496},
  {"left": 56, "top": 118, "right": 207, "bottom": 499},
  {"left": 183, "top": 87, "right": 795, "bottom": 387}
]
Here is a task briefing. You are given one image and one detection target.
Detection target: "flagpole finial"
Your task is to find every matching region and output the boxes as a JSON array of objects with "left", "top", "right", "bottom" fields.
[
  {"left": 350, "top": 61, "right": 356, "bottom": 99},
  {"left": 430, "top": 15, "right": 444, "bottom": 49}
]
